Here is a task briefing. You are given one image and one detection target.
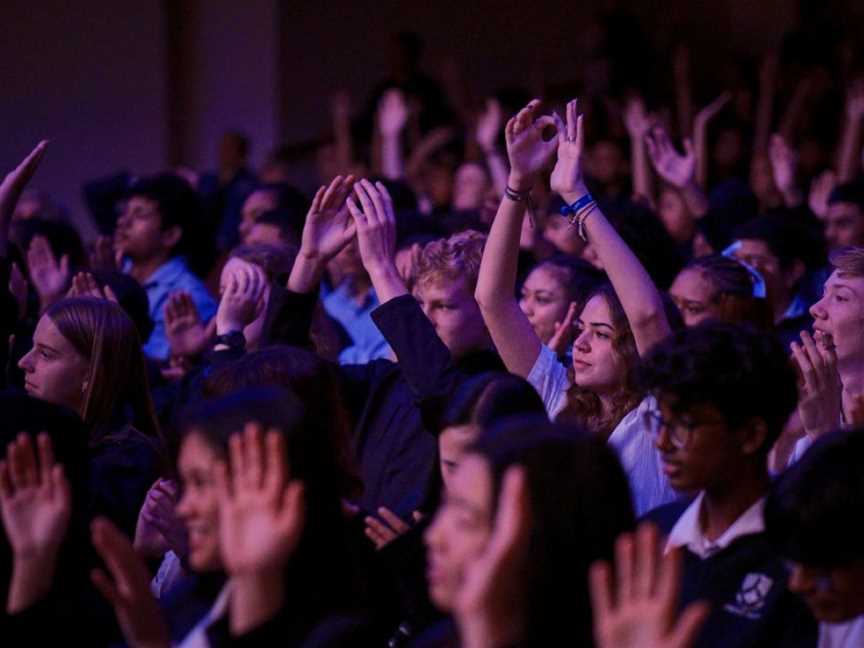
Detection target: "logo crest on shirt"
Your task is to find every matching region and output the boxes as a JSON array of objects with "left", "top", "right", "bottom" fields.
[{"left": 723, "top": 572, "right": 774, "bottom": 620}]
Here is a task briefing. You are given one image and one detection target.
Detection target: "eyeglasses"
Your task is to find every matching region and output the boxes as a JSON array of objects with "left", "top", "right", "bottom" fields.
[{"left": 643, "top": 408, "right": 726, "bottom": 449}]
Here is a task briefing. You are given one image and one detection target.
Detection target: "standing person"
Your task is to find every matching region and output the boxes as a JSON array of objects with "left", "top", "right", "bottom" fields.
[
  {"left": 640, "top": 322, "right": 818, "bottom": 648},
  {"left": 115, "top": 173, "right": 217, "bottom": 362},
  {"left": 17, "top": 297, "right": 162, "bottom": 536},
  {"left": 474, "top": 98, "right": 676, "bottom": 514},
  {"left": 764, "top": 429, "right": 864, "bottom": 648}
]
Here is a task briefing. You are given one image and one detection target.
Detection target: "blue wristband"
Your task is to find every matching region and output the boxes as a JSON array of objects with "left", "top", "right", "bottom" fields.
[{"left": 559, "top": 192, "right": 595, "bottom": 217}]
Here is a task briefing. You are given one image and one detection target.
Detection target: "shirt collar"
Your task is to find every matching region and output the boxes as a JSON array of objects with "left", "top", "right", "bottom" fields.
[
  {"left": 140, "top": 256, "right": 188, "bottom": 289},
  {"left": 665, "top": 492, "right": 766, "bottom": 559}
]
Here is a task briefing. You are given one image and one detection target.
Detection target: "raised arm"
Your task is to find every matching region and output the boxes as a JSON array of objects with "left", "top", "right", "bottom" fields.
[
  {"left": 474, "top": 100, "right": 558, "bottom": 377},
  {"left": 553, "top": 100, "right": 671, "bottom": 356},
  {"left": 836, "top": 80, "right": 864, "bottom": 183},
  {"left": 768, "top": 134, "right": 803, "bottom": 208},
  {"left": 476, "top": 98, "right": 509, "bottom": 197},
  {"left": 377, "top": 90, "right": 409, "bottom": 181},
  {"left": 623, "top": 98, "right": 655, "bottom": 204},
  {"left": 0, "top": 141, "right": 48, "bottom": 257},
  {"left": 645, "top": 126, "right": 708, "bottom": 218}
]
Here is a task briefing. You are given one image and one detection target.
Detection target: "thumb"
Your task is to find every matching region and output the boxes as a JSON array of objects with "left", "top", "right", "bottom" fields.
[{"left": 59, "top": 254, "right": 70, "bottom": 276}]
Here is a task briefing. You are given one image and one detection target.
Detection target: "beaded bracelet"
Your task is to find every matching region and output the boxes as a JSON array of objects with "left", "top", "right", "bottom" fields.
[{"left": 505, "top": 185, "right": 536, "bottom": 227}]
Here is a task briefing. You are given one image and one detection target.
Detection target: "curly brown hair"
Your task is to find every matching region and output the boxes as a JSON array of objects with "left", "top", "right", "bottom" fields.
[{"left": 415, "top": 230, "right": 486, "bottom": 292}]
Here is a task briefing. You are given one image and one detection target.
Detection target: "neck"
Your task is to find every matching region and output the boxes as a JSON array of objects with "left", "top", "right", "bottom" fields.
[
  {"left": 701, "top": 468, "right": 767, "bottom": 542},
  {"left": 344, "top": 273, "right": 372, "bottom": 302},
  {"left": 129, "top": 253, "right": 172, "bottom": 284},
  {"left": 839, "top": 361, "right": 864, "bottom": 395}
]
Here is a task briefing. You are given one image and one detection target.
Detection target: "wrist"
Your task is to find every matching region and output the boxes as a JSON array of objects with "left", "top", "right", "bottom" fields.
[
  {"left": 507, "top": 173, "right": 534, "bottom": 193},
  {"left": 559, "top": 182, "right": 590, "bottom": 205},
  {"left": 229, "top": 573, "right": 285, "bottom": 636}
]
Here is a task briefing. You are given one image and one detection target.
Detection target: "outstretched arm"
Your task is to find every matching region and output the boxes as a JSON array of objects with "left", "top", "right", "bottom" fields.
[
  {"left": 0, "top": 141, "right": 48, "bottom": 257},
  {"left": 554, "top": 100, "right": 671, "bottom": 356},
  {"left": 836, "top": 80, "right": 864, "bottom": 183},
  {"left": 474, "top": 100, "right": 558, "bottom": 377}
]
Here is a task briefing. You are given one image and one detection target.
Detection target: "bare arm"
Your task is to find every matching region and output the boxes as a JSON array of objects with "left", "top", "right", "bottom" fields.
[
  {"left": 836, "top": 80, "right": 864, "bottom": 183},
  {"left": 623, "top": 98, "right": 655, "bottom": 204},
  {"left": 692, "top": 92, "right": 730, "bottom": 189},
  {"left": 554, "top": 101, "right": 671, "bottom": 356},
  {"left": 0, "top": 141, "right": 48, "bottom": 257},
  {"left": 474, "top": 100, "right": 558, "bottom": 377},
  {"left": 377, "top": 90, "right": 408, "bottom": 181},
  {"left": 476, "top": 98, "right": 509, "bottom": 197}
]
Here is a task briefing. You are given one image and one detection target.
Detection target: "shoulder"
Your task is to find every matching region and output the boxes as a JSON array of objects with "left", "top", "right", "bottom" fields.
[{"left": 641, "top": 498, "right": 693, "bottom": 534}]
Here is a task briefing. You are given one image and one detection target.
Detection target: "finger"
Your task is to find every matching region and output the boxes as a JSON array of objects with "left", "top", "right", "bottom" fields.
[
  {"left": 243, "top": 422, "right": 264, "bottom": 491},
  {"left": 377, "top": 507, "right": 410, "bottom": 533},
  {"left": 800, "top": 330, "right": 826, "bottom": 378},
  {"left": 59, "top": 255, "right": 70, "bottom": 278},
  {"left": 412, "top": 511, "right": 424, "bottom": 523},
  {"left": 682, "top": 138, "right": 695, "bottom": 159},
  {"left": 365, "top": 515, "right": 396, "bottom": 539},
  {"left": 670, "top": 600, "right": 711, "bottom": 647},
  {"left": 263, "top": 429, "right": 287, "bottom": 502},
  {"left": 320, "top": 175, "right": 344, "bottom": 210},
  {"left": 552, "top": 111, "right": 566, "bottom": 145},
  {"left": 37, "top": 433, "right": 56, "bottom": 491},
  {"left": 588, "top": 560, "right": 614, "bottom": 621},
  {"left": 364, "top": 526, "right": 387, "bottom": 549},
  {"left": 332, "top": 175, "right": 356, "bottom": 207},
  {"left": 375, "top": 181, "right": 396, "bottom": 224},
  {"left": 575, "top": 113, "right": 585, "bottom": 153},
  {"left": 103, "top": 285, "right": 119, "bottom": 303},
  {"left": 615, "top": 531, "right": 636, "bottom": 602},
  {"left": 354, "top": 181, "right": 376, "bottom": 220},
  {"left": 566, "top": 99, "right": 577, "bottom": 142},
  {"left": 790, "top": 342, "right": 817, "bottom": 394},
  {"left": 90, "top": 568, "right": 122, "bottom": 608},
  {"left": 91, "top": 517, "right": 148, "bottom": 591},
  {"left": 12, "top": 433, "right": 38, "bottom": 489},
  {"left": 229, "top": 432, "right": 245, "bottom": 492},
  {"left": 657, "top": 546, "right": 684, "bottom": 616},
  {"left": 346, "top": 196, "right": 365, "bottom": 228},
  {"left": 14, "top": 140, "right": 49, "bottom": 182},
  {"left": 485, "top": 466, "right": 530, "bottom": 566},
  {"left": 360, "top": 179, "right": 386, "bottom": 224},
  {"left": 213, "top": 460, "right": 231, "bottom": 504},
  {"left": 52, "top": 464, "right": 71, "bottom": 511},
  {"left": 634, "top": 522, "right": 659, "bottom": 597},
  {"left": 309, "top": 185, "right": 326, "bottom": 216}
]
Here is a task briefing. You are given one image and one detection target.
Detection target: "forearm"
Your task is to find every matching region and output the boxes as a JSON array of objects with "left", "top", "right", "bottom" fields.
[
  {"left": 694, "top": 126, "right": 709, "bottom": 189},
  {"left": 287, "top": 251, "right": 326, "bottom": 294},
  {"left": 367, "top": 262, "right": 408, "bottom": 304},
  {"left": 7, "top": 553, "right": 57, "bottom": 614},
  {"left": 679, "top": 179, "right": 709, "bottom": 217},
  {"left": 562, "top": 184, "right": 669, "bottom": 354},
  {"left": 381, "top": 134, "right": 404, "bottom": 181},
  {"left": 631, "top": 140, "right": 653, "bottom": 203},
  {"left": 484, "top": 149, "right": 509, "bottom": 197}
]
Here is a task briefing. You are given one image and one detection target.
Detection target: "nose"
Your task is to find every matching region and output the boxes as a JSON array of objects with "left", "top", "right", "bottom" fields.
[
  {"left": 787, "top": 563, "right": 817, "bottom": 594},
  {"left": 573, "top": 328, "right": 591, "bottom": 352},
  {"left": 17, "top": 348, "right": 35, "bottom": 372},
  {"left": 809, "top": 297, "right": 827, "bottom": 321},
  {"left": 653, "top": 419, "right": 675, "bottom": 452},
  {"left": 175, "top": 489, "right": 193, "bottom": 521}
]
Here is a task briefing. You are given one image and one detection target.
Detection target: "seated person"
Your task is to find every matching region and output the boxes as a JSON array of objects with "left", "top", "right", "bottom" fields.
[
  {"left": 640, "top": 322, "right": 818, "bottom": 647},
  {"left": 764, "top": 429, "right": 864, "bottom": 648},
  {"left": 115, "top": 173, "right": 217, "bottom": 361}
]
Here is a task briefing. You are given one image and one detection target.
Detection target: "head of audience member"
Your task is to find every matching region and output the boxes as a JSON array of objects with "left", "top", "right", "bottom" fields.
[
  {"left": 218, "top": 131, "right": 249, "bottom": 177},
  {"left": 749, "top": 151, "right": 782, "bottom": 210},
  {"left": 326, "top": 237, "right": 366, "bottom": 289},
  {"left": 638, "top": 322, "right": 797, "bottom": 495},
  {"left": 669, "top": 255, "right": 771, "bottom": 329},
  {"left": 11, "top": 189, "right": 64, "bottom": 223},
  {"left": 414, "top": 230, "right": 492, "bottom": 358},
  {"left": 17, "top": 298, "right": 160, "bottom": 442},
  {"left": 694, "top": 181, "right": 759, "bottom": 257},
  {"left": 115, "top": 173, "right": 204, "bottom": 269},
  {"left": 421, "top": 159, "right": 457, "bottom": 213},
  {"left": 586, "top": 139, "right": 627, "bottom": 194},
  {"left": 452, "top": 162, "right": 491, "bottom": 211},
  {"left": 657, "top": 186, "right": 695, "bottom": 244},
  {"left": 259, "top": 147, "right": 293, "bottom": 184},
  {"left": 174, "top": 387, "right": 357, "bottom": 610},
  {"left": 826, "top": 180, "right": 864, "bottom": 250},
  {"left": 731, "top": 215, "right": 812, "bottom": 318},
  {"left": 425, "top": 419, "right": 634, "bottom": 646},
  {"left": 434, "top": 372, "right": 547, "bottom": 494},
  {"left": 243, "top": 209, "right": 300, "bottom": 247},
  {"left": 238, "top": 183, "right": 308, "bottom": 244},
  {"left": 809, "top": 246, "right": 864, "bottom": 371},
  {"left": 764, "top": 429, "right": 864, "bottom": 624},
  {"left": 201, "top": 346, "right": 361, "bottom": 499},
  {"left": 519, "top": 255, "right": 604, "bottom": 345}
]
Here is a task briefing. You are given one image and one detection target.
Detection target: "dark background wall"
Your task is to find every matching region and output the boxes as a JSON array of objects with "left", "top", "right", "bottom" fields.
[{"left": 1, "top": 0, "right": 860, "bottom": 237}]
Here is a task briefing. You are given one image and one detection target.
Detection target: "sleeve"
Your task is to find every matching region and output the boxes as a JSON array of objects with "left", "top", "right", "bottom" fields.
[
  {"left": 261, "top": 284, "right": 319, "bottom": 349},
  {"left": 370, "top": 295, "right": 461, "bottom": 404},
  {"left": 526, "top": 344, "right": 571, "bottom": 419}
]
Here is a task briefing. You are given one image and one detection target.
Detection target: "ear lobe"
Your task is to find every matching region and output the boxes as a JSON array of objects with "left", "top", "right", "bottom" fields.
[
  {"left": 162, "top": 225, "right": 182, "bottom": 250},
  {"left": 739, "top": 418, "right": 769, "bottom": 456}
]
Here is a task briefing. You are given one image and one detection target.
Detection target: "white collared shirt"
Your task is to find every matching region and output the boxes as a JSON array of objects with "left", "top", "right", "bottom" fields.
[
  {"left": 819, "top": 616, "right": 864, "bottom": 648},
  {"left": 665, "top": 492, "right": 766, "bottom": 559},
  {"left": 178, "top": 583, "right": 232, "bottom": 648}
]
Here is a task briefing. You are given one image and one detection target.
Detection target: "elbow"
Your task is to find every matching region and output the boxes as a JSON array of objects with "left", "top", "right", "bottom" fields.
[{"left": 629, "top": 304, "right": 665, "bottom": 333}]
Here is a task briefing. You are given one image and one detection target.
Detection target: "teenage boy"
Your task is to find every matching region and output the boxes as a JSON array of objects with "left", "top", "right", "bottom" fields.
[
  {"left": 641, "top": 322, "right": 818, "bottom": 647},
  {"left": 115, "top": 173, "right": 216, "bottom": 361},
  {"left": 764, "top": 429, "right": 864, "bottom": 648}
]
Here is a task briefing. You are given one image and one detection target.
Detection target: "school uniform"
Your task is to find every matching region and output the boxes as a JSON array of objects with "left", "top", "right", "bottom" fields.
[{"left": 647, "top": 494, "right": 819, "bottom": 648}]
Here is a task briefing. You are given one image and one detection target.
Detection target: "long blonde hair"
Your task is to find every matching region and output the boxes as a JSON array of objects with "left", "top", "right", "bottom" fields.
[{"left": 46, "top": 298, "right": 160, "bottom": 444}]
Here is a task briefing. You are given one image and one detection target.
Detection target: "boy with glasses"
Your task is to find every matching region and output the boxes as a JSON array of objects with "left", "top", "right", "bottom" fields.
[{"left": 640, "top": 322, "right": 818, "bottom": 647}]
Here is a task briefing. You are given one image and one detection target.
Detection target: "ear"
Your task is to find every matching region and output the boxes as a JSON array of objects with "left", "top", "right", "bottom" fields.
[
  {"left": 738, "top": 418, "right": 770, "bottom": 457},
  {"left": 161, "top": 225, "right": 182, "bottom": 250},
  {"left": 785, "top": 259, "right": 806, "bottom": 290}
]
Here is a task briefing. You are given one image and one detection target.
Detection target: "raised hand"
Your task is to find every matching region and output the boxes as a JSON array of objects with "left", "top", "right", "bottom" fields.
[
  {"left": 134, "top": 479, "right": 187, "bottom": 560},
  {"left": 549, "top": 98, "right": 587, "bottom": 201},
  {"left": 164, "top": 291, "right": 212, "bottom": 358},
  {"left": 506, "top": 99, "right": 560, "bottom": 191},
  {"left": 347, "top": 180, "right": 397, "bottom": 272},
  {"left": 215, "top": 423, "right": 305, "bottom": 576},
  {"left": 67, "top": 272, "right": 119, "bottom": 303},
  {"left": 0, "top": 141, "right": 49, "bottom": 253},
  {"left": 791, "top": 330, "right": 843, "bottom": 438},
  {"left": 364, "top": 507, "right": 422, "bottom": 550},
  {"left": 623, "top": 98, "right": 654, "bottom": 141},
  {"left": 645, "top": 127, "right": 696, "bottom": 189},
  {"left": 91, "top": 517, "right": 171, "bottom": 648},
  {"left": 845, "top": 79, "right": 864, "bottom": 122},
  {"left": 768, "top": 134, "right": 800, "bottom": 204},
  {"left": 1, "top": 433, "right": 71, "bottom": 613},
  {"left": 454, "top": 467, "right": 531, "bottom": 648},
  {"left": 589, "top": 523, "right": 709, "bottom": 648},
  {"left": 693, "top": 92, "right": 731, "bottom": 132},
  {"left": 476, "top": 98, "right": 504, "bottom": 153},
  {"left": 216, "top": 258, "right": 268, "bottom": 335},
  {"left": 299, "top": 175, "right": 357, "bottom": 262},
  {"left": 808, "top": 170, "right": 836, "bottom": 220},
  {"left": 27, "top": 235, "right": 71, "bottom": 311},
  {"left": 90, "top": 235, "right": 120, "bottom": 273},
  {"left": 547, "top": 301, "right": 578, "bottom": 356},
  {"left": 378, "top": 89, "right": 410, "bottom": 138},
  {"left": 9, "top": 262, "right": 28, "bottom": 321}
]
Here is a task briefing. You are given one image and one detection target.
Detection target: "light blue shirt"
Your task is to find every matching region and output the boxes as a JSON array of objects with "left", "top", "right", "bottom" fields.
[
  {"left": 127, "top": 257, "right": 217, "bottom": 361},
  {"left": 322, "top": 280, "right": 392, "bottom": 364}
]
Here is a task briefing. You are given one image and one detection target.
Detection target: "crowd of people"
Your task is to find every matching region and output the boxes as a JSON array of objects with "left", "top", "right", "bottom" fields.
[{"left": 2, "top": 18, "right": 864, "bottom": 647}]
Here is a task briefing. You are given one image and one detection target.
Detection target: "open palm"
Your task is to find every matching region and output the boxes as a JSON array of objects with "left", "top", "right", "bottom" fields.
[
  {"left": 215, "top": 423, "right": 305, "bottom": 577},
  {"left": 549, "top": 99, "right": 586, "bottom": 198},
  {"left": 505, "top": 99, "right": 558, "bottom": 187},
  {"left": 301, "top": 175, "right": 357, "bottom": 261}
]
